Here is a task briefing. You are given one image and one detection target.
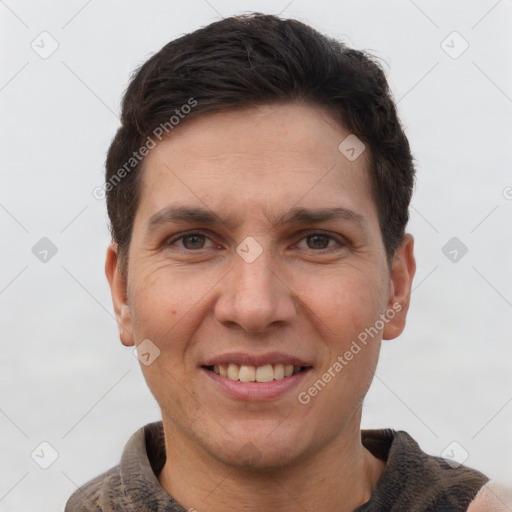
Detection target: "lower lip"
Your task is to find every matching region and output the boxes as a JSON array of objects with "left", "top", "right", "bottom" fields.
[{"left": 201, "top": 367, "right": 311, "bottom": 401}]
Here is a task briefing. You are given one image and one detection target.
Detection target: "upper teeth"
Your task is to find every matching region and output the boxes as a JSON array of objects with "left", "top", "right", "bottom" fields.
[{"left": 212, "top": 363, "right": 302, "bottom": 382}]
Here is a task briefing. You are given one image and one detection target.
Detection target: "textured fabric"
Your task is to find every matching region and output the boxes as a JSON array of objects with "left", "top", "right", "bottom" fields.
[
  {"left": 65, "top": 421, "right": 489, "bottom": 511},
  {"left": 353, "top": 429, "right": 489, "bottom": 512}
]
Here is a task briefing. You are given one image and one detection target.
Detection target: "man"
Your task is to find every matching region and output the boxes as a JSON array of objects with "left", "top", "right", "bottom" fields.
[{"left": 66, "top": 13, "right": 496, "bottom": 511}]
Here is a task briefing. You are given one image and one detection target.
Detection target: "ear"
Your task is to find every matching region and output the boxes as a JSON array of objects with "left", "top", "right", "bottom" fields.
[
  {"left": 382, "top": 233, "right": 416, "bottom": 340},
  {"left": 105, "top": 243, "right": 134, "bottom": 346}
]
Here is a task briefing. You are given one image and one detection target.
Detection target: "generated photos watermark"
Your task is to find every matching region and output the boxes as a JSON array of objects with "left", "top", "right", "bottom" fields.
[
  {"left": 298, "top": 302, "right": 402, "bottom": 405},
  {"left": 93, "top": 97, "right": 198, "bottom": 200}
]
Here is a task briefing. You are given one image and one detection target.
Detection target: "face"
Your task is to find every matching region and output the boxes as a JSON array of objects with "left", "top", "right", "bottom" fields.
[{"left": 106, "top": 103, "right": 415, "bottom": 470}]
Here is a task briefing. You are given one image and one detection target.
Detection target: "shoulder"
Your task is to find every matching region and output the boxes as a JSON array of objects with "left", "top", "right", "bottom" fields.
[
  {"left": 64, "top": 422, "right": 164, "bottom": 511},
  {"left": 467, "top": 481, "right": 512, "bottom": 511},
  {"left": 360, "top": 429, "right": 490, "bottom": 511},
  {"left": 64, "top": 465, "right": 121, "bottom": 511}
]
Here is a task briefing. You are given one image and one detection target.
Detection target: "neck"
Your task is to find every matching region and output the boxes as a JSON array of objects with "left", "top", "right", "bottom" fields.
[{"left": 158, "top": 411, "right": 386, "bottom": 512}]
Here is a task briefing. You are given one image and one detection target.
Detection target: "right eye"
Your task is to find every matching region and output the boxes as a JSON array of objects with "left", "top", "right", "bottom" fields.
[{"left": 164, "top": 231, "right": 219, "bottom": 251}]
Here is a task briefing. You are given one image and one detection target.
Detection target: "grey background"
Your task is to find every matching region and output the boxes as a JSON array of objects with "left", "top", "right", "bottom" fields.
[{"left": 1, "top": 0, "right": 511, "bottom": 510}]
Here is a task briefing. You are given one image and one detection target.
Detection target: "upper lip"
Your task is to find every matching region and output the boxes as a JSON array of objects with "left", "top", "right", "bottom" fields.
[{"left": 201, "top": 351, "right": 313, "bottom": 368}]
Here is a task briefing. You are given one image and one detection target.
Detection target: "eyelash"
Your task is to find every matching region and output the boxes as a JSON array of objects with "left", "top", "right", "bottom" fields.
[{"left": 165, "top": 230, "right": 347, "bottom": 253}]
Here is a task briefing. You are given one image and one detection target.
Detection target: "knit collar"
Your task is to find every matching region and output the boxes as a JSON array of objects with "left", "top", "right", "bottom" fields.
[{"left": 112, "top": 421, "right": 487, "bottom": 511}]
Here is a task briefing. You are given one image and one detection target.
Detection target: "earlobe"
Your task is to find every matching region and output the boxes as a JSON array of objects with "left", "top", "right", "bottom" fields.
[
  {"left": 382, "top": 234, "right": 416, "bottom": 340},
  {"left": 105, "top": 243, "right": 135, "bottom": 346}
]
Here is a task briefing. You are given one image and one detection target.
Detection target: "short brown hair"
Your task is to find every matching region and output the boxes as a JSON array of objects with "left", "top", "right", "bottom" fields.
[{"left": 105, "top": 13, "right": 415, "bottom": 277}]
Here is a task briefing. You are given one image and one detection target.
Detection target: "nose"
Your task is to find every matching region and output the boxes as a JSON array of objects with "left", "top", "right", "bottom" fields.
[{"left": 214, "top": 247, "right": 297, "bottom": 334}]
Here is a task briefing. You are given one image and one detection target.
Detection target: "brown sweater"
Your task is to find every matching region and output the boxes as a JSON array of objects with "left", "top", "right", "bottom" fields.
[{"left": 65, "top": 422, "right": 488, "bottom": 511}]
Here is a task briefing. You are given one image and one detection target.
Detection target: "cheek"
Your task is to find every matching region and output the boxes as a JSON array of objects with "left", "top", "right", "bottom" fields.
[
  {"left": 129, "top": 264, "right": 197, "bottom": 333},
  {"left": 302, "top": 266, "right": 388, "bottom": 342},
  {"left": 128, "top": 265, "right": 221, "bottom": 368}
]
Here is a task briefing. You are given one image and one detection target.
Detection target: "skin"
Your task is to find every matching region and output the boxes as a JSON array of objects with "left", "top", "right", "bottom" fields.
[
  {"left": 106, "top": 103, "right": 416, "bottom": 511},
  {"left": 468, "top": 482, "right": 512, "bottom": 511}
]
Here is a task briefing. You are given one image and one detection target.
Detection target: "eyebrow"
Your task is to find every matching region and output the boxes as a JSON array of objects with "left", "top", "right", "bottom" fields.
[{"left": 145, "top": 205, "right": 368, "bottom": 235}]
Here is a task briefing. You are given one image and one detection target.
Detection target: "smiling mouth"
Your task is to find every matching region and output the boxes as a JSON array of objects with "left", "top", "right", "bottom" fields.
[{"left": 203, "top": 363, "right": 311, "bottom": 383}]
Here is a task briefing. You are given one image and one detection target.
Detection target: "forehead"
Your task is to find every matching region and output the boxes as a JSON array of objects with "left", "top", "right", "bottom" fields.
[{"left": 135, "top": 103, "right": 376, "bottom": 228}]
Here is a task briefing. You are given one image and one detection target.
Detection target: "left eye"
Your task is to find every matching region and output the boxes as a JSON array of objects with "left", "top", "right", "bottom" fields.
[{"left": 296, "top": 233, "right": 341, "bottom": 250}]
